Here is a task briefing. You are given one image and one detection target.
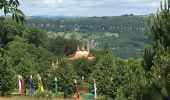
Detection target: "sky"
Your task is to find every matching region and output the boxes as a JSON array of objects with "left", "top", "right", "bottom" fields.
[{"left": 1, "top": 0, "right": 160, "bottom": 16}]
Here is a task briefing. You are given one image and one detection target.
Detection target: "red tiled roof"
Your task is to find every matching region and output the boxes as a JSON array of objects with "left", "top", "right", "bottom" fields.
[{"left": 68, "top": 50, "right": 95, "bottom": 61}]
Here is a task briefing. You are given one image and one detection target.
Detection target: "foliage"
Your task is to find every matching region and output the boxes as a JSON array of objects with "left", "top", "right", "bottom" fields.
[
  {"left": 119, "top": 42, "right": 170, "bottom": 100},
  {"left": 51, "top": 58, "right": 78, "bottom": 97},
  {"left": 149, "top": 42, "right": 170, "bottom": 99},
  {"left": 48, "top": 36, "right": 81, "bottom": 56},
  {"left": 0, "top": 48, "right": 16, "bottom": 96},
  {"left": 0, "top": 19, "right": 54, "bottom": 88},
  {"left": 27, "top": 44, "right": 53, "bottom": 75},
  {"left": 7, "top": 37, "right": 37, "bottom": 87},
  {"left": 0, "top": 0, "right": 25, "bottom": 23},
  {"left": 7, "top": 37, "right": 53, "bottom": 88},
  {"left": 141, "top": 47, "right": 154, "bottom": 72},
  {"left": 27, "top": 16, "right": 145, "bottom": 32},
  {"left": 34, "top": 90, "right": 52, "bottom": 99},
  {"left": 146, "top": 0, "right": 170, "bottom": 48},
  {"left": 27, "top": 16, "right": 148, "bottom": 58},
  {"left": 54, "top": 92, "right": 64, "bottom": 98},
  {"left": 71, "top": 57, "right": 94, "bottom": 79},
  {"left": 137, "top": 0, "right": 170, "bottom": 99},
  {"left": 24, "top": 28, "right": 48, "bottom": 47},
  {"left": 0, "top": 18, "right": 27, "bottom": 46},
  {"left": 115, "top": 58, "right": 145, "bottom": 100},
  {"left": 1, "top": 0, "right": 170, "bottom": 99},
  {"left": 89, "top": 52, "right": 115, "bottom": 97}
]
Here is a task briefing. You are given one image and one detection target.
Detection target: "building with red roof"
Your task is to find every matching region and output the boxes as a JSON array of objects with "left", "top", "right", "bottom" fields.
[{"left": 68, "top": 46, "right": 95, "bottom": 61}]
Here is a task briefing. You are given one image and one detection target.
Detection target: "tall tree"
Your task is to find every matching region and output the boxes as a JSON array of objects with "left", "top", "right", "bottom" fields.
[
  {"left": 71, "top": 58, "right": 94, "bottom": 79},
  {"left": 0, "top": 48, "right": 16, "bottom": 96},
  {"left": 52, "top": 58, "right": 78, "bottom": 97},
  {"left": 48, "top": 36, "right": 81, "bottom": 56},
  {"left": 138, "top": 0, "right": 170, "bottom": 99},
  {"left": 89, "top": 52, "right": 115, "bottom": 97},
  {"left": 150, "top": 42, "right": 170, "bottom": 99},
  {"left": 115, "top": 58, "right": 146, "bottom": 100},
  {"left": 0, "top": 18, "right": 27, "bottom": 46},
  {"left": 141, "top": 47, "right": 154, "bottom": 72},
  {"left": 143, "top": 0, "right": 170, "bottom": 82},
  {"left": 146, "top": 0, "right": 170, "bottom": 48},
  {"left": 24, "top": 28, "right": 48, "bottom": 47}
]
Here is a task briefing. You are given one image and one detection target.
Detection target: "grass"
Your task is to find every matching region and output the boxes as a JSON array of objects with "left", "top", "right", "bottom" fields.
[
  {"left": 0, "top": 96, "right": 76, "bottom": 100},
  {"left": 0, "top": 90, "right": 88, "bottom": 100}
]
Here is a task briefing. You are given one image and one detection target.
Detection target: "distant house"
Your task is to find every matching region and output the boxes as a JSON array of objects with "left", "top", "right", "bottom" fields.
[{"left": 68, "top": 46, "right": 95, "bottom": 61}]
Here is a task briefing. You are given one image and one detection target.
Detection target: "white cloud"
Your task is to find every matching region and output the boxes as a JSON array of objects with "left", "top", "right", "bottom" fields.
[
  {"left": 42, "top": 0, "right": 63, "bottom": 4},
  {"left": 15, "top": 0, "right": 160, "bottom": 16},
  {"left": 27, "top": 0, "right": 64, "bottom": 4},
  {"left": 150, "top": 2, "right": 159, "bottom": 7},
  {"left": 125, "top": 0, "right": 139, "bottom": 3},
  {"left": 124, "top": 0, "right": 158, "bottom": 3}
]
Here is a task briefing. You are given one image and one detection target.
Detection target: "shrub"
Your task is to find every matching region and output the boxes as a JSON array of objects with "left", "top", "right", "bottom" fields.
[{"left": 34, "top": 91, "right": 52, "bottom": 99}]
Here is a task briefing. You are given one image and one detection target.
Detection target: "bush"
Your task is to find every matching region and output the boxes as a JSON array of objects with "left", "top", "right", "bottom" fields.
[
  {"left": 53, "top": 92, "right": 64, "bottom": 98},
  {"left": 0, "top": 91, "right": 12, "bottom": 97},
  {"left": 34, "top": 91, "right": 52, "bottom": 99},
  {"left": 97, "top": 95, "right": 107, "bottom": 100}
]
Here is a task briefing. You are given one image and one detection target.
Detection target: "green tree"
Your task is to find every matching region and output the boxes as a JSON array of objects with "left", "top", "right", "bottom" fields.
[
  {"left": 89, "top": 52, "right": 115, "bottom": 97},
  {"left": 7, "top": 36, "right": 53, "bottom": 87},
  {"left": 0, "top": 18, "right": 27, "bottom": 46},
  {"left": 51, "top": 58, "right": 78, "bottom": 97},
  {"left": 24, "top": 28, "right": 48, "bottom": 47},
  {"left": 149, "top": 42, "right": 170, "bottom": 99},
  {"left": 48, "top": 36, "right": 81, "bottom": 56},
  {"left": 7, "top": 37, "right": 38, "bottom": 87},
  {"left": 71, "top": 57, "right": 94, "bottom": 79},
  {"left": 0, "top": 0, "right": 25, "bottom": 23},
  {"left": 115, "top": 58, "right": 145, "bottom": 100},
  {"left": 0, "top": 48, "right": 16, "bottom": 96},
  {"left": 27, "top": 44, "right": 53, "bottom": 75},
  {"left": 146, "top": 0, "right": 170, "bottom": 48},
  {"left": 141, "top": 47, "right": 154, "bottom": 72},
  {"left": 138, "top": 0, "right": 170, "bottom": 99},
  {"left": 129, "top": 42, "right": 170, "bottom": 100}
]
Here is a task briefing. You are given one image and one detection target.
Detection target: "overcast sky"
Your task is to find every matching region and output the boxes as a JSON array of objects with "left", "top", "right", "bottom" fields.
[{"left": 1, "top": 0, "right": 160, "bottom": 16}]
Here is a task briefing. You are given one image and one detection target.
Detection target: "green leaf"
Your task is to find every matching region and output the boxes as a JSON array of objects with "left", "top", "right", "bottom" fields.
[{"left": 0, "top": 3, "right": 3, "bottom": 9}]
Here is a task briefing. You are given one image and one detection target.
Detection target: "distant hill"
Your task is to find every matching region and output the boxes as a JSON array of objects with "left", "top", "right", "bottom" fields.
[
  {"left": 26, "top": 15, "right": 82, "bottom": 20},
  {"left": 26, "top": 15, "right": 149, "bottom": 58},
  {"left": 27, "top": 15, "right": 145, "bottom": 32}
]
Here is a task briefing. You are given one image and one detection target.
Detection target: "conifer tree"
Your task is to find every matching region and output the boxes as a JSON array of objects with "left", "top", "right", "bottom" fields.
[
  {"left": 142, "top": 47, "right": 154, "bottom": 72},
  {"left": 144, "top": 0, "right": 170, "bottom": 73},
  {"left": 146, "top": 0, "right": 170, "bottom": 48},
  {"left": 141, "top": 0, "right": 170, "bottom": 99}
]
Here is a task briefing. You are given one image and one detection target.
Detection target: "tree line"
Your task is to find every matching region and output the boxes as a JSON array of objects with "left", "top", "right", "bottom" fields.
[{"left": 27, "top": 16, "right": 145, "bottom": 32}]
